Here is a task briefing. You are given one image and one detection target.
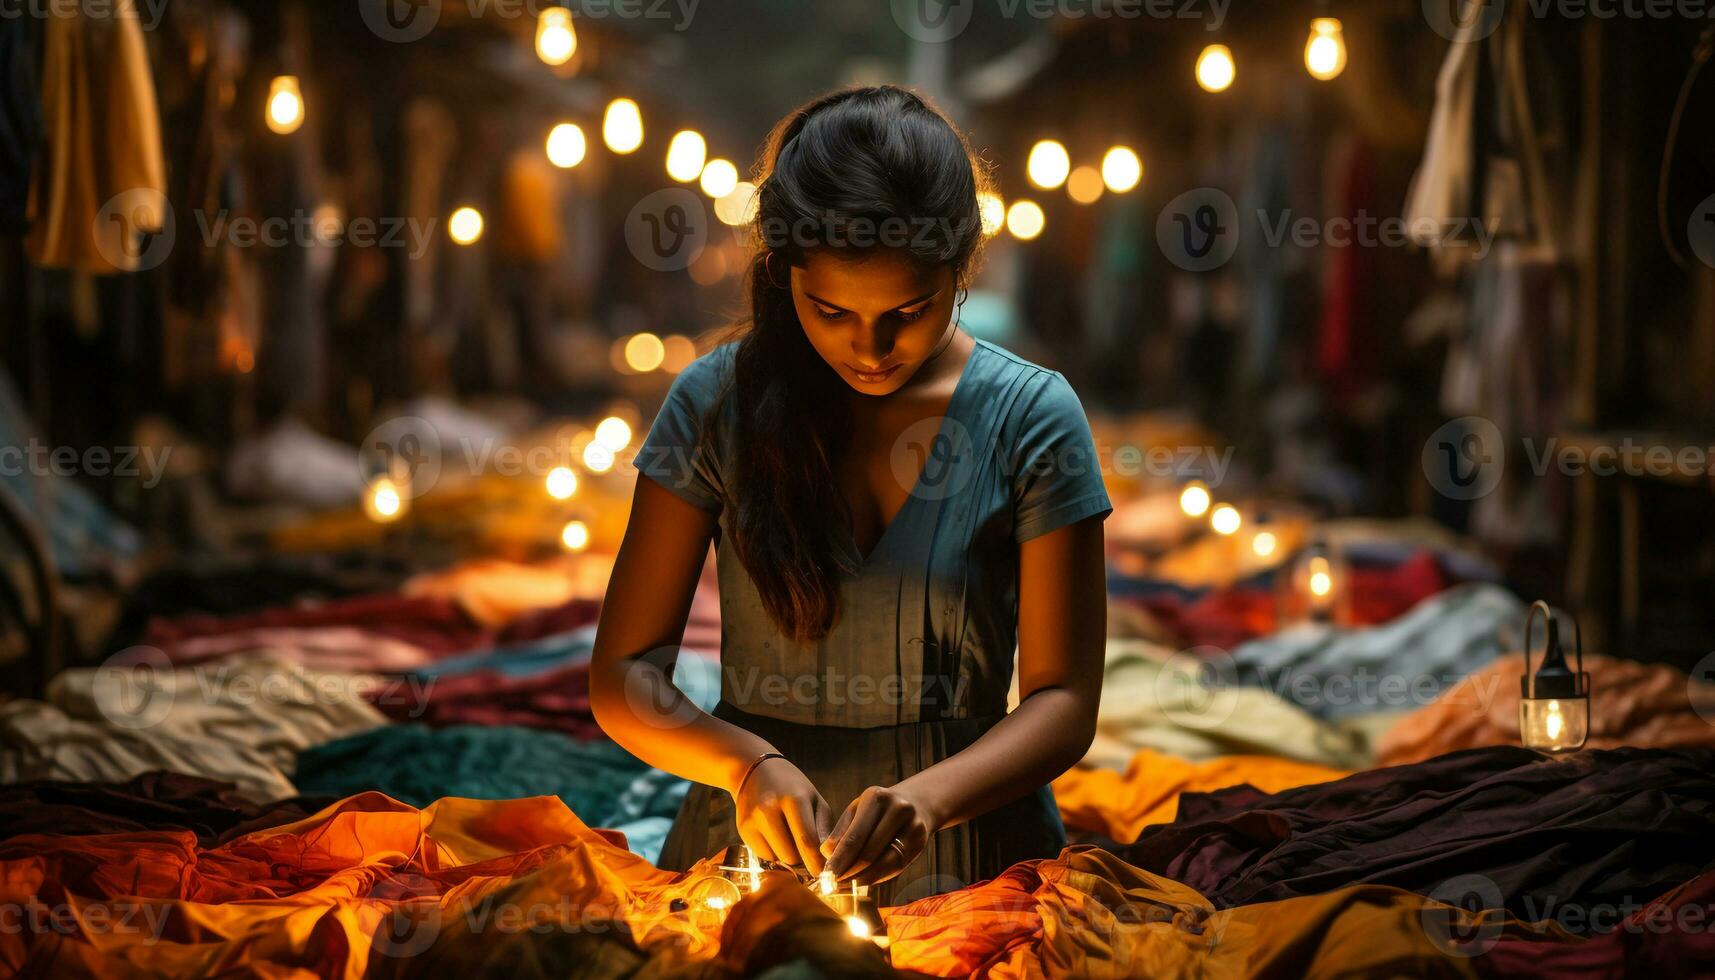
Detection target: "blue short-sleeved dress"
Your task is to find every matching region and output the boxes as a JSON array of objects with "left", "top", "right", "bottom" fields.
[{"left": 636, "top": 337, "right": 1112, "bottom": 905}]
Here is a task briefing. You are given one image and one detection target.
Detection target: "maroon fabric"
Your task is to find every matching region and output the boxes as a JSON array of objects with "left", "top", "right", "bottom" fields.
[
  {"left": 369, "top": 662, "right": 601, "bottom": 739},
  {"left": 141, "top": 594, "right": 490, "bottom": 656},
  {"left": 494, "top": 598, "right": 603, "bottom": 645},
  {"left": 1479, "top": 870, "right": 1715, "bottom": 978}
]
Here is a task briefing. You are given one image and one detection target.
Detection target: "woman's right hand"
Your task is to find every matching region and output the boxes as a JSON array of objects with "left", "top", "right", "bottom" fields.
[{"left": 732, "top": 755, "right": 833, "bottom": 875}]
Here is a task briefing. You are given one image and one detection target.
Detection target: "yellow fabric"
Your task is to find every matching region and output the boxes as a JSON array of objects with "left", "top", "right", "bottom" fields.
[
  {"left": 26, "top": 4, "right": 166, "bottom": 273},
  {"left": 1053, "top": 749, "right": 1350, "bottom": 844}
]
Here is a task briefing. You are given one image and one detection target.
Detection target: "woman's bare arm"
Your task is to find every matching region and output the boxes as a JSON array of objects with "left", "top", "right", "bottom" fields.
[
  {"left": 589, "top": 474, "right": 832, "bottom": 869},
  {"left": 821, "top": 514, "right": 1106, "bottom": 880}
]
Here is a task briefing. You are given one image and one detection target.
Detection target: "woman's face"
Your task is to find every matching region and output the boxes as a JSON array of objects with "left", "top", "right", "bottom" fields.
[{"left": 789, "top": 249, "right": 956, "bottom": 396}]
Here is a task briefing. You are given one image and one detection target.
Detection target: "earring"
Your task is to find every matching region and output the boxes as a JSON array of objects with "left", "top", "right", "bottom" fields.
[{"left": 763, "top": 251, "right": 788, "bottom": 290}]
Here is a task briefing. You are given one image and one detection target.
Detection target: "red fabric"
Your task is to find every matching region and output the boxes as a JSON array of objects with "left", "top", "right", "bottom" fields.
[
  {"left": 142, "top": 594, "right": 490, "bottom": 656},
  {"left": 369, "top": 662, "right": 601, "bottom": 739}
]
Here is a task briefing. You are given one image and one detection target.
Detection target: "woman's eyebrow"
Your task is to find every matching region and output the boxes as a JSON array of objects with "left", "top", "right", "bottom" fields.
[{"left": 804, "top": 289, "right": 941, "bottom": 311}]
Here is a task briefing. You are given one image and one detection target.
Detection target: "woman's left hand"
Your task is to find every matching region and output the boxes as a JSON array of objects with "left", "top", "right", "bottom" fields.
[{"left": 819, "top": 784, "right": 938, "bottom": 884}]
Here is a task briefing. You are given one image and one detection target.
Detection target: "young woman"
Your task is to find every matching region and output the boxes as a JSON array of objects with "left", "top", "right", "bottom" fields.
[{"left": 590, "top": 85, "right": 1110, "bottom": 906}]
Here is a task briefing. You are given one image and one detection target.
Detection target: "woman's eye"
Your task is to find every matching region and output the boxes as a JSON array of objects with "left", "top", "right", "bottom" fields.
[
  {"left": 894, "top": 307, "right": 929, "bottom": 323},
  {"left": 815, "top": 307, "right": 847, "bottom": 321}
]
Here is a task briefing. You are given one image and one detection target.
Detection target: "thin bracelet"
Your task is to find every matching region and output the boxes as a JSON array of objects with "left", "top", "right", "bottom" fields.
[{"left": 733, "top": 752, "right": 785, "bottom": 797}]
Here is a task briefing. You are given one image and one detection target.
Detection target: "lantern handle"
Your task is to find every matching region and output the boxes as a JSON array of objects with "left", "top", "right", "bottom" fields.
[{"left": 1523, "top": 599, "right": 1553, "bottom": 699}]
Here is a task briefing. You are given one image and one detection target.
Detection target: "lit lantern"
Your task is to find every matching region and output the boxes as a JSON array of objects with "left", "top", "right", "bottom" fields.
[
  {"left": 1251, "top": 529, "right": 1278, "bottom": 558},
  {"left": 1178, "top": 482, "right": 1212, "bottom": 518},
  {"left": 448, "top": 206, "right": 484, "bottom": 245},
  {"left": 1519, "top": 601, "right": 1591, "bottom": 753},
  {"left": 1195, "top": 44, "right": 1236, "bottom": 93},
  {"left": 265, "top": 75, "right": 304, "bottom": 134},
  {"left": 1304, "top": 18, "right": 1347, "bottom": 81},
  {"left": 535, "top": 6, "right": 577, "bottom": 66},
  {"left": 1281, "top": 538, "right": 1350, "bottom": 625},
  {"left": 559, "top": 519, "right": 590, "bottom": 552}
]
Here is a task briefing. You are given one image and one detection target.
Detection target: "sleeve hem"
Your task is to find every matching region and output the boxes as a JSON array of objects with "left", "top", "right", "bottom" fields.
[
  {"left": 1014, "top": 491, "right": 1113, "bottom": 544},
  {"left": 642, "top": 470, "right": 722, "bottom": 515}
]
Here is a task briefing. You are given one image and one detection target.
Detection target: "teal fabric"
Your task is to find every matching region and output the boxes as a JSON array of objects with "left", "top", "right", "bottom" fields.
[
  {"left": 637, "top": 338, "right": 1111, "bottom": 900},
  {"left": 294, "top": 724, "right": 688, "bottom": 863}
]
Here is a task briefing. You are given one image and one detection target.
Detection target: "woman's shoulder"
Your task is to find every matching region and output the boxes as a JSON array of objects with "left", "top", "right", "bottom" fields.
[
  {"left": 663, "top": 340, "right": 739, "bottom": 412},
  {"left": 969, "top": 339, "right": 1089, "bottom": 422}
]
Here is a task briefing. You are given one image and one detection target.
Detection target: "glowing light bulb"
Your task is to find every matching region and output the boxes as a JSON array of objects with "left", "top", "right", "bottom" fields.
[
  {"left": 1026, "top": 139, "right": 1070, "bottom": 190},
  {"left": 582, "top": 443, "right": 615, "bottom": 473},
  {"left": 977, "top": 192, "right": 1005, "bottom": 237},
  {"left": 1252, "top": 530, "right": 1277, "bottom": 558},
  {"left": 594, "top": 416, "right": 633, "bottom": 451},
  {"left": 1101, "top": 146, "right": 1142, "bottom": 193},
  {"left": 845, "top": 916, "right": 873, "bottom": 939},
  {"left": 666, "top": 130, "right": 707, "bottom": 183},
  {"left": 546, "top": 466, "right": 578, "bottom": 500},
  {"left": 1305, "top": 18, "right": 1347, "bottom": 81},
  {"left": 266, "top": 75, "right": 304, "bottom": 135},
  {"left": 1179, "top": 483, "right": 1211, "bottom": 518},
  {"left": 546, "top": 122, "right": 586, "bottom": 168},
  {"left": 603, "top": 98, "right": 643, "bottom": 154},
  {"left": 699, "top": 158, "right": 738, "bottom": 198},
  {"left": 1309, "top": 566, "right": 1333, "bottom": 598},
  {"left": 535, "top": 6, "right": 577, "bottom": 66},
  {"left": 448, "top": 206, "right": 484, "bottom": 245},
  {"left": 1210, "top": 504, "right": 1241, "bottom": 535},
  {"left": 560, "top": 519, "right": 590, "bottom": 552},
  {"left": 1544, "top": 700, "right": 1564, "bottom": 741},
  {"left": 1196, "top": 44, "right": 1236, "bottom": 93},
  {"left": 1067, "top": 166, "right": 1104, "bottom": 204},
  {"left": 624, "top": 333, "right": 665, "bottom": 373},
  {"left": 364, "top": 478, "right": 405, "bottom": 523},
  {"left": 1005, "top": 200, "right": 1045, "bottom": 240},
  {"left": 662, "top": 335, "right": 697, "bottom": 373},
  {"left": 714, "top": 181, "right": 758, "bottom": 226}
]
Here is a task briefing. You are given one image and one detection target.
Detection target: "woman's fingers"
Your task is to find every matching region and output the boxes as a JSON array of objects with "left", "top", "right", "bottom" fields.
[
  {"left": 824, "top": 790, "right": 886, "bottom": 879},
  {"left": 742, "top": 820, "right": 780, "bottom": 865},
  {"left": 757, "top": 807, "right": 799, "bottom": 867},
  {"left": 841, "top": 799, "right": 914, "bottom": 882},
  {"left": 781, "top": 794, "right": 826, "bottom": 875}
]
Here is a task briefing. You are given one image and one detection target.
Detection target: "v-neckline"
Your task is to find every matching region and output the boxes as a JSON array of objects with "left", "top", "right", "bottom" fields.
[{"left": 843, "top": 339, "right": 984, "bottom": 571}]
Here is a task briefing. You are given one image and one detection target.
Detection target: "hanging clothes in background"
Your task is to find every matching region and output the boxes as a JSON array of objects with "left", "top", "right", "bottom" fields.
[
  {"left": 0, "top": 14, "right": 41, "bottom": 234},
  {"left": 1316, "top": 131, "right": 1378, "bottom": 406},
  {"left": 1236, "top": 117, "right": 1293, "bottom": 389},
  {"left": 25, "top": 3, "right": 167, "bottom": 273}
]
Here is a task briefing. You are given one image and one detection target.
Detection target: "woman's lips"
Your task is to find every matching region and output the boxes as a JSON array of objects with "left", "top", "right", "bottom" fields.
[{"left": 847, "top": 363, "right": 903, "bottom": 384}]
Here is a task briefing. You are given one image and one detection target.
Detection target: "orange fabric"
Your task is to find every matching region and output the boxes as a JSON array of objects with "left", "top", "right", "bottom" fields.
[
  {"left": 1377, "top": 652, "right": 1715, "bottom": 767},
  {"left": 1053, "top": 750, "right": 1351, "bottom": 843},
  {"left": 403, "top": 556, "right": 615, "bottom": 627}
]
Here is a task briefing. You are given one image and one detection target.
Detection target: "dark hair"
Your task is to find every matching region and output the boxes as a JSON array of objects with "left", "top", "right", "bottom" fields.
[{"left": 714, "top": 85, "right": 989, "bottom": 644}]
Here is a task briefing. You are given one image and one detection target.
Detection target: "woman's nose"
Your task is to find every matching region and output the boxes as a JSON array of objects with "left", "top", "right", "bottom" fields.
[{"left": 851, "top": 322, "right": 897, "bottom": 366}]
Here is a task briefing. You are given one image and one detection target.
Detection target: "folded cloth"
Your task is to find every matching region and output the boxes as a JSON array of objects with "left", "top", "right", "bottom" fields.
[
  {"left": 135, "top": 625, "right": 439, "bottom": 673},
  {"left": 0, "top": 792, "right": 901, "bottom": 978},
  {"left": 1230, "top": 583, "right": 1524, "bottom": 719},
  {"left": 1378, "top": 652, "right": 1715, "bottom": 766},
  {"left": 1119, "top": 746, "right": 1715, "bottom": 915},
  {"left": 1076, "top": 639, "right": 1374, "bottom": 770},
  {"left": 1053, "top": 749, "right": 1350, "bottom": 844},
  {"left": 142, "top": 593, "right": 488, "bottom": 657},
  {"left": 292, "top": 723, "right": 696, "bottom": 863},
  {"left": 0, "top": 772, "right": 334, "bottom": 845},
  {"left": 1, "top": 657, "right": 388, "bottom": 800}
]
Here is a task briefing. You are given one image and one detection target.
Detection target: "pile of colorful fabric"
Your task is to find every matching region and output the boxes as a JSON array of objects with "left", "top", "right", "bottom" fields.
[{"left": 7, "top": 498, "right": 1715, "bottom": 977}]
